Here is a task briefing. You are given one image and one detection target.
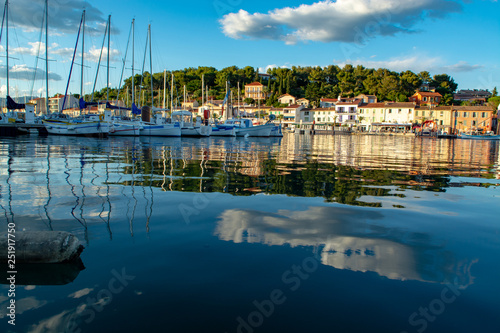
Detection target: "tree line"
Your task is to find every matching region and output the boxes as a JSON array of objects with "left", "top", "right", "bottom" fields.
[{"left": 86, "top": 64, "right": 462, "bottom": 107}]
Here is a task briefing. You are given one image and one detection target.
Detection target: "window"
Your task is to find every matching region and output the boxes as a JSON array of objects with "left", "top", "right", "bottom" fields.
[
  {"left": 464, "top": 112, "right": 468, "bottom": 117},
  {"left": 422, "top": 111, "right": 426, "bottom": 116},
  {"left": 409, "top": 110, "right": 412, "bottom": 114},
  {"left": 440, "top": 120, "right": 443, "bottom": 125},
  {"left": 472, "top": 112, "right": 476, "bottom": 118},
  {"left": 482, "top": 112, "right": 486, "bottom": 118},
  {"left": 304, "top": 111, "right": 309, "bottom": 115},
  {"left": 398, "top": 109, "right": 402, "bottom": 114},
  {"left": 440, "top": 111, "right": 443, "bottom": 116},
  {"left": 423, "top": 97, "right": 428, "bottom": 102},
  {"left": 388, "top": 109, "right": 392, "bottom": 114},
  {"left": 472, "top": 120, "right": 476, "bottom": 126},
  {"left": 463, "top": 120, "right": 467, "bottom": 126},
  {"left": 416, "top": 111, "right": 419, "bottom": 116}
]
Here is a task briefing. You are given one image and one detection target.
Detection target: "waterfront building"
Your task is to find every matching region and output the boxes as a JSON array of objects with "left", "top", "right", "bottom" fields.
[
  {"left": 355, "top": 94, "right": 378, "bottom": 103},
  {"left": 282, "top": 104, "right": 304, "bottom": 122},
  {"left": 244, "top": 82, "right": 268, "bottom": 101},
  {"left": 278, "top": 94, "right": 296, "bottom": 106},
  {"left": 181, "top": 100, "right": 199, "bottom": 111},
  {"left": 296, "top": 98, "right": 310, "bottom": 107},
  {"left": 310, "top": 108, "right": 336, "bottom": 123},
  {"left": 335, "top": 99, "right": 362, "bottom": 127},
  {"left": 319, "top": 98, "right": 338, "bottom": 108},
  {"left": 449, "top": 105, "right": 496, "bottom": 132},
  {"left": 48, "top": 94, "right": 79, "bottom": 113},
  {"left": 268, "top": 107, "right": 284, "bottom": 119},
  {"left": 358, "top": 102, "right": 416, "bottom": 132},
  {"left": 454, "top": 89, "right": 492, "bottom": 105},
  {"left": 408, "top": 91, "right": 442, "bottom": 106}
]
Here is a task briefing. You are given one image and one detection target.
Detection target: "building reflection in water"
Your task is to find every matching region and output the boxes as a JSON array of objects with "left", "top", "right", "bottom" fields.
[
  {"left": 214, "top": 206, "right": 476, "bottom": 287},
  {"left": 0, "top": 135, "right": 498, "bottom": 243}
]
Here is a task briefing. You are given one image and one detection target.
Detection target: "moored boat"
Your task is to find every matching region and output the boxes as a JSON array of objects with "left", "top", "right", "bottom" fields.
[
  {"left": 222, "top": 118, "right": 273, "bottom": 137},
  {"left": 458, "top": 131, "right": 500, "bottom": 140}
]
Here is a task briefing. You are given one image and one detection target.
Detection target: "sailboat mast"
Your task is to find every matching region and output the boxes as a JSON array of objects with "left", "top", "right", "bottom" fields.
[
  {"left": 131, "top": 19, "right": 135, "bottom": 106},
  {"left": 5, "top": 0, "right": 8, "bottom": 97},
  {"left": 80, "top": 10, "right": 85, "bottom": 99},
  {"left": 106, "top": 15, "right": 110, "bottom": 102},
  {"left": 149, "top": 24, "right": 153, "bottom": 106},
  {"left": 201, "top": 74, "right": 204, "bottom": 108},
  {"left": 170, "top": 74, "right": 174, "bottom": 112},
  {"left": 162, "top": 69, "right": 166, "bottom": 109},
  {"left": 45, "top": 0, "right": 49, "bottom": 114}
]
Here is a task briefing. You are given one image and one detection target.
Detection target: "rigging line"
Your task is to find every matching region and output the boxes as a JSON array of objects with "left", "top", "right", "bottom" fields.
[
  {"left": 0, "top": 2, "right": 5, "bottom": 44},
  {"left": 138, "top": 27, "right": 148, "bottom": 105},
  {"left": 116, "top": 20, "right": 133, "bottom": 102},
  {"left": 91, "top": 15, "right": 109, "bottom": 102},
  {"left": 10, "top": 8, "right": 25, "bottom": 67},
  {"left": 30, "top": 5, "right": 45, "bottom": 98},
  {"left": 61, "top": 12, "right": 84, "bottom": 111}
]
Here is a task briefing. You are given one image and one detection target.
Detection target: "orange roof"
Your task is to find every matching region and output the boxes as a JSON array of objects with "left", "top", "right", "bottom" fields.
[
  {"left": 284, "top": 104, "right": 301, "bottom": 109},
  {"left": 245, "top": 82, "right": 264, "bottom": 86},
  {"left": 321, "top": 98, "right": 338, "bottom": 102},
  {"left": 415, "top": 91, "right": 442, "bottom": 97}
]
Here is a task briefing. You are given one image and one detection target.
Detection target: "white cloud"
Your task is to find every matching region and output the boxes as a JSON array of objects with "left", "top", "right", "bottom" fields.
[
  {"left": 441, "top": 61, "right": 483, "bottom": 72},
  {"left": 9, "top": 0, "right": 117, "bottom": 35},
  {"left": 335, "top": 55, "right": 482, "bottom": 74},
  {"left": 10, "top": 42, "right": 45, "bottom": 56},
  {"left": 85, "top": 45, "right": 121, "bottom": 63},
  {"left": 0, "top": 64, "right": 62, "bottom": 81},
  {"left": 258, "top": 64, "right": 290, "bottom": 73},
  {"left": 220, "top": 0, "right": 462, "bottom": 44}
]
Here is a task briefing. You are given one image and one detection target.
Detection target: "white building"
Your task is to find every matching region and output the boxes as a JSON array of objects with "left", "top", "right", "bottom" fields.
[
  {"left": 335, "top": 99, "right": 362, "bottom": 126},
  {"left": 358, "top": 102, "right": 416, "bottom": 131}
]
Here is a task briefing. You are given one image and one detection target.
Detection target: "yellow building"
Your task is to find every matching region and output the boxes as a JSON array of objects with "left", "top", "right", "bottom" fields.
[{"left": 244, "top": 82, "right": 268, "bottom": 101}]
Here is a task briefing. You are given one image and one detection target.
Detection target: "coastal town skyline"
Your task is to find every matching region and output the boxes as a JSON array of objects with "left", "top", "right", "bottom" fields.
[{"left": 1, "top": 0, "right": 499, "bottom": 98}]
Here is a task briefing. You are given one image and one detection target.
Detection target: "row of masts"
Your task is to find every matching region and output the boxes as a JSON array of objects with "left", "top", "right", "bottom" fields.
[{"left": 2, "top": 2, "right": 236, "bottom": 117}]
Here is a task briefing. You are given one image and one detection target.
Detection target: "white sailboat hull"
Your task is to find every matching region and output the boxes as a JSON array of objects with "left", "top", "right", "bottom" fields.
[
  {"left": 180, "top": 125, "right": 212, "bottom": 137},
  {"left": 235, "top": 123, "right": 274, "bottom": 137},
  {"left": 110, "top": 121, "right": 142, "bottom": 136},
  {"left": 42, "top": 120, "right": 110, "bottom": 136},
  {"left": 211, "top": 125, "right": 236, "bottom": 137},
  {"left": 140, "top": 123, "right": 181, "bottom": 137}
]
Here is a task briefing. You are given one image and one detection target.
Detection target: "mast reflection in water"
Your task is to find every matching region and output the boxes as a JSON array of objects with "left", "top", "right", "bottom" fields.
[{"left": 0, "top": 134, "right": 498, "bottom": 333}]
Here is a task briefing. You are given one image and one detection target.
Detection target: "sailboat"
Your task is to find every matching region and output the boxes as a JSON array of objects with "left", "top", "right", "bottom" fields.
[
  {"left": 1, "top": 0, "right": 25, "bottom": 124},
  {"left": 138, "top": 24, "right": 180, "bottom": 137},
  {"left": 43, "top": 11, "right": 110, "bottom": 136},
  {"left": 215, "top": 82, "right": 273, "bottom": 137},
  {"left": 169, "top": 81, "right": 212, "bottom": 137},
  {"left": 104, "top": 18, "right": 143, "bottom": 136}
]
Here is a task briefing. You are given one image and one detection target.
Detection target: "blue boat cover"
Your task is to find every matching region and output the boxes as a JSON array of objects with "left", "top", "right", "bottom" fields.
[{"left": 7, "top": 96, "right": 25, "bottom": 110}]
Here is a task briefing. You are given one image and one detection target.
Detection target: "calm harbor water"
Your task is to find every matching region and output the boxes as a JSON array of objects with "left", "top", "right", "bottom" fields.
[{"left": 1, "top": 134, "right": 499, "bottom": 333}]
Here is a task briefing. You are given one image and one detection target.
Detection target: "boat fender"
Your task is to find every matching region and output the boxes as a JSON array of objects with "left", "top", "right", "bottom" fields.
[{"left": 99, "top": 114, "right": 104, "bottom": 121}]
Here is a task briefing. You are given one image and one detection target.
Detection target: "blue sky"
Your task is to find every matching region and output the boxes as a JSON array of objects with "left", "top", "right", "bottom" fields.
[{"left": 2, "top": 0, "right": 499, "bottom": 99}]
